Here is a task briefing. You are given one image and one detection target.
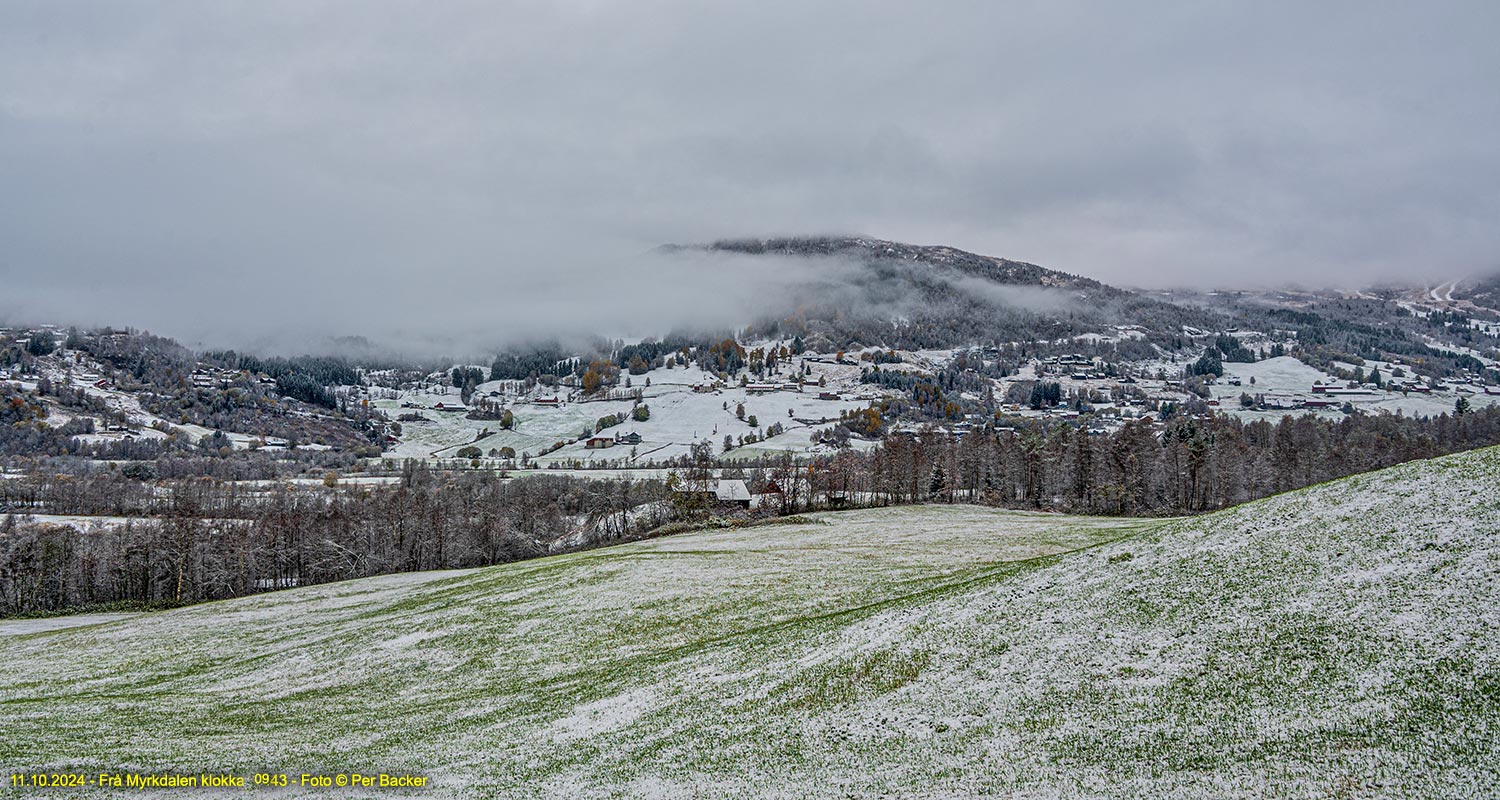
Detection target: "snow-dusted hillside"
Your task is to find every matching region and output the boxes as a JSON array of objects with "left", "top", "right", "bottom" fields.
[
  {"left": 4, "top": 448, "right": 1499, "bottom": 798},
  {"left": 371, "top": 356, "right": 881, "bottom": 464},
  {"left": 1206, "top": 355, "right": 1500, "bottom": 419}
]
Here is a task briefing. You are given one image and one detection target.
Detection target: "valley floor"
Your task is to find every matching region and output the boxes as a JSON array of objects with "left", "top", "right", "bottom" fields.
[{"left": 3, "top": 448, "right": 1499, "bottom": 798}]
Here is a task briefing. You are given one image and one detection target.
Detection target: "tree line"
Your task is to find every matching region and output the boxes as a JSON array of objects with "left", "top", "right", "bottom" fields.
[
  {"left": 5, "top": 405, "right": 1500, "bottom": 616},
  {"left": 815, "top": 405, "right": 1500, "bottom": 515},
  {"left": 0, "top": 469, "right": 667, "bottom": 615}
]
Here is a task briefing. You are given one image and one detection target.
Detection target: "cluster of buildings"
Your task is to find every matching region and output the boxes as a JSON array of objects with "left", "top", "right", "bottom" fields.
[
  {"left": 189, "top": 365, "right": 266, "bottom": 390},
  {"left": 583, "top": 431, "right": 643, "bottom": 449},
  {"left": 398, "top": 400, "right": 470, "bottom": 413},
  {"left": 1044, "top": 353, "right": 1095, "bottom": 368},
  {"left": 744, "top": 382, "right": 802, "bottom": 395}
]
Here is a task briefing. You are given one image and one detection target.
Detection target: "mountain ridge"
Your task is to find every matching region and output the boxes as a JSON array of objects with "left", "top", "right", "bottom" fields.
[
  {"left": 655, "top": 235, "right": 1211, "bottom": 350},
  {"left": 702, "top": 235, "right": 1116, "bottom": 294}
]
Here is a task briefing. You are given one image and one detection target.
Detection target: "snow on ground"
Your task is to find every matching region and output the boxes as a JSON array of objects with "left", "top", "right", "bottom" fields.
[
  {"left": 0, "top": 613, "right": 143, "bottom": 637},
  {"left": 374, "top": 358, "right": 878, "bottom": 464},
  {"left": 1210, "top": 355, "right": 1500, "bottom": 420},
  {"left": 1216, "top": 354, "right": 1330, "bottom": 393},
  {"left": 0, "top": 513, "right": 155, "bottom": 530},
  {"left": 0, "top": 506, "right": 1152, "bottom": 797},
  {"left": 1070, "top": 325, "right": 1149, "bottom": 345},
  {"left": 1422, "top": 335, "right": 1499, "bottom": 368},
  {"left": 5, "top": 446, "right": 1499, "bottom": 797},
  {"left": 14, "top": 351, "right": 209, "bottom": 444},
  {"left": 226, "top": 476, "right": 405, "bottom": 488},
  {"left": 0, "top": 513, "right": 255, "bottom": 532},
  {"left": 176, "top": 423, "right": 265, "bottom": 449},
  {"left": 1429, "top": 279, "right": 1461, "bottom": 303}
]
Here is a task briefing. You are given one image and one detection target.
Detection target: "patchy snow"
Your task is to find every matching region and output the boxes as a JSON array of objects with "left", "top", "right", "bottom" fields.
[
  {"left": 6, "top": 448, "right": 1499, "bottom": 797},
  {"left": 1210, "top": 355, "right": 1500, "bottom": 420},
  {"left": 373, "top": 356, "right": 878, "bottom": 465},
  {"left": 0, "top": 613, "right": 144, "bottom": 637}
]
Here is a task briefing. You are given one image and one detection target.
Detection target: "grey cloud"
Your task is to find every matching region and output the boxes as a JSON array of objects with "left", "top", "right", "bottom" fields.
[{"left": 1, "top": 0, "right": 1497, "bottom": 351}]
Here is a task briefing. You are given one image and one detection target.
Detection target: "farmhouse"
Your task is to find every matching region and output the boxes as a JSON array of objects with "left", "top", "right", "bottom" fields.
[
  {"left": 714, "top": 479, "right": 752, "bottom": 508},
  {"left": 672, "top": 479, "right": 753, "bottom": 509},
  {"left": 1311, "top": 384, "right": 1370, "bottom": 396},
  {"left": 614, "top": 431, "right": 642, "bottom": 445}
]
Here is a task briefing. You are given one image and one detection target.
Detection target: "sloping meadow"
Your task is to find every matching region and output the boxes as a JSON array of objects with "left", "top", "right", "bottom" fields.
[{"left": 3, "top": 449, "right": 1498, "bottom": 798}]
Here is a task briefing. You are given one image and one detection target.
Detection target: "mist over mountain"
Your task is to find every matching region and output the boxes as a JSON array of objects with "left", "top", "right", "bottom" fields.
[
  {"left": 2, "top": 236, "right": 1211, "bottom": 358},
  {"left": 4, "top": 2, "right": 1499, "bottom": 354},
  {"left": 675, "top": 237, "right": 1221, "bottom": 352},
  {"left": 13, "top": 232, "right": 1498, "bottom": 362}
]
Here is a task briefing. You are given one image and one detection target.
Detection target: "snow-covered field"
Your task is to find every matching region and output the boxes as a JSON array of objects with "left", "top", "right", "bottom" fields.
[
  {"left": 373, "top": 360, "right": 875, "bottom": 464},
  {"left": 0, "top": 513, "right": 163, "bottom": 531},
  {"left": 1210, "top": 355, "right": 1500, "bottom": 420},
  {"left": 5, "top": 446, "right": 1499, "bottom": 797},
  {"left": 0, "top": 613, "right": 144, "bottom": 637}
]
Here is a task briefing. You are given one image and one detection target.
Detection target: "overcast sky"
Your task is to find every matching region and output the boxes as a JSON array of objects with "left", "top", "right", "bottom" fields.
[{"left": 2, "top": 1, "right": 1497, "bottom": 352}]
